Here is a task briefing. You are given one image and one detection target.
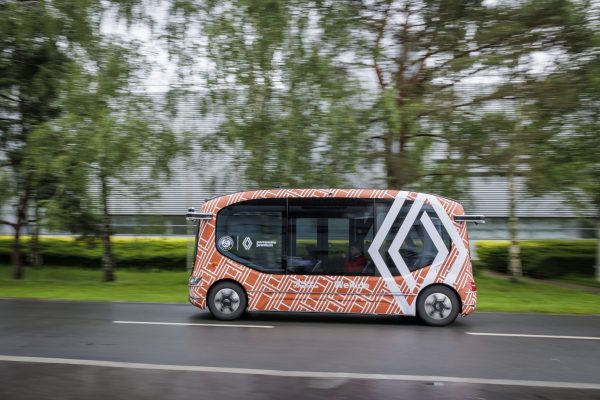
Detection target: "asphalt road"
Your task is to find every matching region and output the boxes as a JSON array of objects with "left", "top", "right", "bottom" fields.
[{"left": 0, "top": 299, "right": 599, "bottom": 400}]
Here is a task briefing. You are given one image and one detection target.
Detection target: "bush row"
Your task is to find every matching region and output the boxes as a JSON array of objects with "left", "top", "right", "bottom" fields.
[
  {"left": 0, "top": 236, "right": 193, "bottom": 270},
  {"left": 2, "top": 236, "right": 595, "bottom": 276},
  {"left": 475, "top": 240, "right": 597, "bottom": 278}
]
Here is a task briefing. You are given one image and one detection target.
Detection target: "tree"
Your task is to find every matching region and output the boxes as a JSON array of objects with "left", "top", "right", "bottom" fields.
[
  {"left": 525, "top": 28, "right": 600, "bottom": 281},
  {"left": 166, "top": 1, "right": 369, "bottom": 187},
  {"left": 441, "top": 1, "right": 595, "bottom": 280},
  {"left": 0, "top": 0, "right": 146, "bottom": 279},
  {"left": 26, "top": 123, "right": 100, "bottom": 240},
  {"left": 313, "top": 0, "right": 591, "bottom": 191},
  {"left": 166, "top": 0, "right": 590, "bottom": 192},
  {"left": 445, "top": 111, "right": 540, "bottom": 280},
  {"left": 48, "top": 43, "right": 180, "bottom": 282},
  {"left": 0, "top": 1, "right": 73, "bottom": 278},
  {"left": 23, "top": 124, "right": 65, "bottom": 267}
]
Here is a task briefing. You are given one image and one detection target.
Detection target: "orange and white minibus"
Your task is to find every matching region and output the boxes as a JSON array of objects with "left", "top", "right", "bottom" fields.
[{"left": 187, "top": 189, "right": 482, "bottom": 326}]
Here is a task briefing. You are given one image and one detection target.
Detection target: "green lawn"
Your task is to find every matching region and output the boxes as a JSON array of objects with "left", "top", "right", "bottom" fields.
[
  {"left": 1, "top": 265, "right": 598, "bottom": 314},
  {"left": 0, "top": 265, "right": 189, "bottom": 303},
  {"left": 474, "top": 272, "right": 599, "bottom": 314},
  {"left": 555, "top": 274, "right": 600, "bottom": 289}
]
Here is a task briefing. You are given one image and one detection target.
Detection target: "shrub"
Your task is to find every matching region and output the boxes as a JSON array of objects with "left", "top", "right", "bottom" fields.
[
  {"left": 0, "top": 236, "right": 192, "bottom": 270},
  {"left": 475, "top": 240, "right": 597, "bottom": 278}
]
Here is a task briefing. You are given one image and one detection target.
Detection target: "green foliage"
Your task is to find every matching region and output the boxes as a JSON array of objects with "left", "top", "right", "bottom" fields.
[
  {"left": 0, "top": 0, "right": 152, "bottom": 209},
  {"left": 0, "top": 236, "right": 192, "bottom": 270},
  {"left": 525, "top": 34, "right": 600, "bottom": 213},
  {"left": 167, "top": 1, "right": 369, "bottom": 187},
  {"left": 476, "top": 240, "right": 596, "bottom": 278},
  {"left": 317, "top": 0, "right": 594, "bottom": 189},
  {"left": 54, "top": 42, "right": 179, "bottom": 190},
  {"left": 0, "top": 0, "right": 154, "bottom": 278},
  {"left": 522, "top": 24, "right": 600, "bottom": 280},
  {"left": 165, "top": 0, "right": 595, "bottom": 191},
  {"left": 38, "top": 38, "right": 182, "bottom": 281}
]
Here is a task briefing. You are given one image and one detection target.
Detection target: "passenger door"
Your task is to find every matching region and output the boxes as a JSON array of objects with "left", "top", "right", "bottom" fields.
[{"left": 284, "top": 198, "right": 378, "bottom": 313}]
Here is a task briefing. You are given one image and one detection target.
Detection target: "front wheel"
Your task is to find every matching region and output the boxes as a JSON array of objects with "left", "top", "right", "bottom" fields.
[
  {"left": 417, "top": 285, "right": 460, "bottom": 327},
  {"left": 207, "top": 281, "right": 247, "bottom": 321}
]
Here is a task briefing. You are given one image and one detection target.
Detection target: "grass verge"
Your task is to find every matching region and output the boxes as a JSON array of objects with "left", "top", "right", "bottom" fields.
[
  {"left": 555, "top": 274, "right": 600, "bottom": 289},
  {"left": 0, "top": 265, "right": 189, "bottom": 303},
  {"left": 1, "top": 265, "right": 598, "bottom": 314},
  {"left": 474, "top": 272, "right": 599, "bottom": 314}
]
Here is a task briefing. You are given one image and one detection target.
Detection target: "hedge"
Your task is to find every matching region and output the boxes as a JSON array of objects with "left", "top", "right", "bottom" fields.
[
  {"left": 2, "top": 236, "right": 596, "bottom": 277},
  {"left": 475, "top": 240, "right": 597, "bottom": 278},
  {"left": 0, "top": 236, "right": 193, "bottom": 270}
]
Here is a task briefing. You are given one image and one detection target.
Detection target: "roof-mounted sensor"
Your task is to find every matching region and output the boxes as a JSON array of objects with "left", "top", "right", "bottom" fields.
[
  {"left": 186, "top": 208, "right": 214, "bottom": 221},
  {"left": 455, "top": 215, "right": 485, "bottom": 224}
]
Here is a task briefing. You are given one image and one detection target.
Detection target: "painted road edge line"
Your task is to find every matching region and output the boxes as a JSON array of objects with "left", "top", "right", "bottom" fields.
[
  {"left": 466, "top": 332, "right": 600, "bottom": 340},
  {"left": 112, "top": 321, "right": 274, "bottom": 329},
  {"left": 0, "top": 355, "right": 599, "bottom": 390}
]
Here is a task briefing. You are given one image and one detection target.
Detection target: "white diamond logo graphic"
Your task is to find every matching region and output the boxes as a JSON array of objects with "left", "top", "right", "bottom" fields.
[
  {"left": 242, "top": 237, "right": 253, "bottom": 251},
  {"left": 367, "top": 192, "right": 469, "bottom": 315}
]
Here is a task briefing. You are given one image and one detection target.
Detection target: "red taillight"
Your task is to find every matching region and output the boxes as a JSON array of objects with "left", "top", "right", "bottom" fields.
[{"left": 469, "top": 281, "right": 477, "bottom": 291}]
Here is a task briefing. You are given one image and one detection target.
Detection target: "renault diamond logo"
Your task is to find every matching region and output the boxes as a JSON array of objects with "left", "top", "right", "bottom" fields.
[
  {"left": 367, "top": 192, "right": 468, "bottom": 315},
  {"left": 242, "top": 237, "right": 253, "bottom": 251}
]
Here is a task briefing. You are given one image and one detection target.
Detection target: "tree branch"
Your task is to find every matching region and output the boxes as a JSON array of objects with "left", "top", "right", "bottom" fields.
[
  {"left": 0, "top": 94, "right": 19, "bottom": 103},
  {"left": 409, "top": 29, "right": 437, "bottom": 86},
  {"left": 0, "top": 220, "right": 17, "bottom": 229},
  {"left": 424, "top": 64, "right": 501, "bottom": 94},
  {"left": 372, "top": 0, "right": 392, "bottom": 91},
  {"left": 395, "top": 0, "right": 413, "bottom": 93},
  {"left": 406, "top": 133, "right": 445, "bottom": 140}
]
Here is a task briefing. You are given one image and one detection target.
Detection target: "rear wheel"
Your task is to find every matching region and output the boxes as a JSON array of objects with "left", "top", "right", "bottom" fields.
[
  {"left": 417, "top": 285, "right": 460, "bottom": 327},
  {"left": 207, "top": 281, "right": 247, "bottom": 321}
]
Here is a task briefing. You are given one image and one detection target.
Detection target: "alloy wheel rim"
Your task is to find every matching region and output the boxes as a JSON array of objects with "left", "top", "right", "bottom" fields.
[
  {"left": 214, "top": 288, "right": 240, "bottom": 314},
  {"left": 423, "top": 293, "right": 452, "bottom": 320}
]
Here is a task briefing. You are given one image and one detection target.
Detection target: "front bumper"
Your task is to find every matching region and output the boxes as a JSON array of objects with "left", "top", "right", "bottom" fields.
[{"left": 189, "top": 282, "right": 207, "bottom": 309}]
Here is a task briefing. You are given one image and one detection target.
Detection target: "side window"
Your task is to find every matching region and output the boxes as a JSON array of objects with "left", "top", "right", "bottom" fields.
[
  {"left": 375, "top": 201, "right": 451, "bottom": 276},
  {"left": 216, "top": 199, "right": 285, "bottom": 273},
  {"left": 287, "top": 198, "right": 375, "bottom": 276}
]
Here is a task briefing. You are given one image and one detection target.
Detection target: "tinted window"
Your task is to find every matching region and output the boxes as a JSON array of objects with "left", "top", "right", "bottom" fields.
[
  {"left": 216, "top": 199, "right": 285, "bottom": 273},
  {"left": 288, "top": 198, "right": 375, "bottom": 275},
  {"left": 375, "top": 201, "right": 451, "bottom": 275}
]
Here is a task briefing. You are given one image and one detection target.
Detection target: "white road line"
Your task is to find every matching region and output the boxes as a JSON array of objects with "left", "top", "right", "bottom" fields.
[
  {"left": 0, "top": 355, "right": 598, "bottom": 390},
  {"left": 466, "top": 332, "right": 600, "bottom": 341},
  {"left": 112, "top": 321, "right": 274, "bottom": 329}
]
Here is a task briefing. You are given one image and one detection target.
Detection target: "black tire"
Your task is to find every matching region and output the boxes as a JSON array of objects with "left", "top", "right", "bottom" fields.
[
  {"left": 207, "top": 281, "right": 247, "bottom": 321},
  {"left": 416, "top": 285, "right": 460, "bottom": 327}
]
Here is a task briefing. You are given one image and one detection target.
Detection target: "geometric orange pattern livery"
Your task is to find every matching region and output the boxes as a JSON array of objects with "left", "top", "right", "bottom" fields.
[{"left": 189, "top": 189, "right": 477, "bottom": 317}]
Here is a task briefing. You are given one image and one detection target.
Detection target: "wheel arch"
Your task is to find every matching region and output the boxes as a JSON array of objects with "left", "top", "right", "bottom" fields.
[
  {"left": 208, "top": 278, "right": 248, "bottom": 302},
  {"left": 416, "top": 283, "right": 462, "bottom": 315}
]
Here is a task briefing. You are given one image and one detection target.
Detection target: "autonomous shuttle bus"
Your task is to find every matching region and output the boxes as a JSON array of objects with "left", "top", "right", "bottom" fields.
[{"left": 187, "top": 189, "right": 483, "bottom": 326}]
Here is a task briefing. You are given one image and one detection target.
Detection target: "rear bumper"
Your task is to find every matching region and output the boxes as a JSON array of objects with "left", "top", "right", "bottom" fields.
[{"left": 461, "top": 290, "right": 477, "bottom": 316}]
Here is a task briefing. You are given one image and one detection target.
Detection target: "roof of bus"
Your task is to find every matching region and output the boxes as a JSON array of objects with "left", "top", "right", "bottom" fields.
[{"left": 201, "top": 188, "right": 462, "bottom": 209}]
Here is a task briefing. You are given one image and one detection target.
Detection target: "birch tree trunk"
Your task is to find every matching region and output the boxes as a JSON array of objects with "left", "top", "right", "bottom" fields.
[
  {"left": 596, "top": 214, "right": 600, "bottom": 282},
  {"left": 508, "top": 155, "right": 522, "bottom": 282},
  {"left": 100, "top": 173, "right": 115, "bottom": 282}
]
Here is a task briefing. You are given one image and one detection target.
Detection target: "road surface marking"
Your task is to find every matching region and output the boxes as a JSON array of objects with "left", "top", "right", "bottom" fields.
[
  {"left": 0, "top": 355, "right": 599, "bottom": 390},
  {"left": 112, "top": 320, "right": 274, "bottom": 329},
  {"left": 466, "top": 332, "right": 600, "bottom": 340}
]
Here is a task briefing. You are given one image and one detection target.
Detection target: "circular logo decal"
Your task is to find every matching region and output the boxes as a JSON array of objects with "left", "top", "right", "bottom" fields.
[{"left": 218, "top": 235, "right": 234, "bottom": 251}]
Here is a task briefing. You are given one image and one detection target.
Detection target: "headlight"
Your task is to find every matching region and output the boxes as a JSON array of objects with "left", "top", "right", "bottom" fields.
[{"left": 189, "top": 276, "right": 201, "bottom": 285}]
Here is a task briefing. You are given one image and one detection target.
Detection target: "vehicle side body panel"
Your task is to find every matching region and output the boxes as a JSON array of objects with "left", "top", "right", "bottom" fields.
[{"left": 189, "top": 189, "right": 477, "bottom": 317}]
